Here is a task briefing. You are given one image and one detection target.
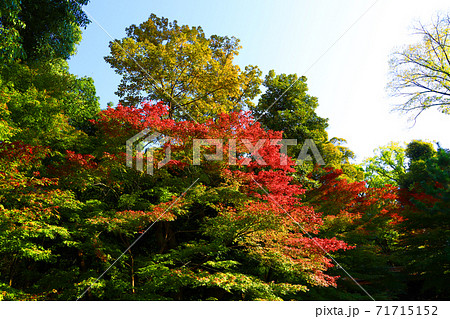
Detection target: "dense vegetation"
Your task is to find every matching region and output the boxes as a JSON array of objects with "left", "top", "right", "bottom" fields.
[{"left": 0, "top": 2, "right": 448, "bottom": 301}]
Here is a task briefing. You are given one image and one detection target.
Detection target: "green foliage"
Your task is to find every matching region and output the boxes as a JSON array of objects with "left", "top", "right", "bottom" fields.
[
  {"left": 405, "top": 140, "right": 436, "bottom": 162},
  {"left": 251, "top": 70, "right": 329, "bottom": 152},
  {"left": 363, "top": 142, "right": 407, "bottom": 188},
  {"left": 323, "top": 138, "right": 363, "bottom": 183},
  {"left": 0, "top": 142, "right": 83, "bottom": 295},
  {"left": 0, "top": 0, "right": 25, "bottom": 63},
  {"left": 397, "top": 144, "right": 450, "bottom": 299},
  {"left": 0, "top": 80, "right": 16, "bottom": 141},
  {"left": 138, "top": 254, "right": 307, "bottom": 301},
  {"left": 0, "top": 59, "right": 99, "bottom": 147},
  {"left": 250, "top": 70, "right": 362, "bottom": 184},
  {"left": 62, "top": 76, "right": 101, "bottom": 127},
  {"left": 400, "top": 140, "right": 437, "bottom": 190},
  {"left": 0, "top": 0, "right": 91, "bottom": 62}
]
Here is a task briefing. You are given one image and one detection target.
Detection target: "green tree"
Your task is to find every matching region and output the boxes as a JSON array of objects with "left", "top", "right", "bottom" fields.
[
  {"left": 397, "top": 141, "right": 450, "bottom": 299},
  {"left": 322, "top": 138, "right": 363, "bottom": 183},
  {"left": 250, "top": 70, "right": 362, "bottom": 183},
  {"left": 363, "top": 142, "right": 408, "bottom": 188},
  {"left": 388, "top": 14, "right": 450, "bottom": 119},
  {"left": 304, "top": 167, "right": 404, "bottom": 300},
  {"left": 251, "top": 70, "right": 328, "bottom": 150},
  {"left": 0, "top": 0, "right": 98, "bottom": 147},
  {"left": 0, "top": 0, "right": 25, "bottom": 63},
  {"left": 63, "top": 76, "right": 101, "bottom": 127},
  {"left": 104, "top": 14, "right": 262, "bottom": 120},
  {"left": 0, "top": 59, "right": 99, "bottom": 146},
  {"left": 400, "top": 140, "right": 436, "bottom": 189},
  {"left": 0, "top": 0, "right": 91, "bottom": 62}
]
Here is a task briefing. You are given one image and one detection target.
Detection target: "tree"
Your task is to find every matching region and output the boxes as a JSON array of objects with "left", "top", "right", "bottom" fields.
[
  {"left": 0, "top": 59, "right": 100, "bottom": 147},
  {"left": 363, "top": 142, "right": 408, "bottom": 188},
  {"left": 250, "top": 70, "right": 362, "bottom": 184},
  {"left": 0, "top": 142, "right": 83, "bottom": 300},
  {"left": 251, "top": 70, "right": 329, "bottom": 151},
  {"left": 400, "top": 140, "right": 436, "bottom": 189},
  {"left": 388, "top": 14, "right": 450, "bottom": 119},
  {"left": 396, "top": 142, "right": 449, "bottom": 299},
  {"left": 1, "top": 100, "right": 355, "bottom": 300},
  {"left": 304, "top": 167, "right": 404, "bottom": 300},
  {"left": 0, "top": 0, "right": 25, "bottom": 63},
  {"left": 0, "top": 1, "right": 98, "bottom": 147},
  {"left": 0, "top": 0, "right": 91, "bottom": 62},
  {"left": 63, "top": 76, "right": 101, "bottom": 127},
  {"left": 104, "top": 14, "right": 262, "bottom": 120},
  {"left": 77, "top": 102, "right": 352, "bottom": 300}
]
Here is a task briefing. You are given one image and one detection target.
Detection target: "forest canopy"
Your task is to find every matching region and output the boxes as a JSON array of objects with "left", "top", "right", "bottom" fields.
[{"left": 0, "top": 5, "right": 448, "bottom": 301}]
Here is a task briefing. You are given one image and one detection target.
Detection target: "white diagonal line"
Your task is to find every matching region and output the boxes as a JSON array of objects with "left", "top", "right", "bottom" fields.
[
  {"left": 82, "top": 8, "right": 198, "bottom": 123},
  {"left": 254, "top": 0, "right": 379, "bottom": 123},
  {"left": 251, "top": 176, "right": 376, "bottom": 301},
  {"left": 75, "top": 178, "right": 200, "bottom": 301}
]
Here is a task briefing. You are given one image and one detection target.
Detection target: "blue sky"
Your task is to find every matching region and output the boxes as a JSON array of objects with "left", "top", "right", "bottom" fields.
[{"left": 68, "top": 0, "right": 450, "bottom": 161}]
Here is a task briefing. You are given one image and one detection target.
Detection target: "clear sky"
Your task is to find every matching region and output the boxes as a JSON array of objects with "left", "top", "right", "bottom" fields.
[{"left": 68, "top": 0, "right": 450, "bottom": 161}]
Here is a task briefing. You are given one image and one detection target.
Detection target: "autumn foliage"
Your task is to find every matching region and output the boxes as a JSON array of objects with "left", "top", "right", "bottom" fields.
[
  {"left": 1, "top": 7, "right": 448, "bottom": 301},
  {"left": 0, "top": 102, "right": 353, "bottom": 300}
]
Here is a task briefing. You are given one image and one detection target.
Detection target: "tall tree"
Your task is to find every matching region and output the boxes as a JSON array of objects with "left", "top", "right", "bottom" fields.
[
  {"left": 397, "top": 141, "right": 450, "bottom": 299},
  {"left": 0, "top": 0, "right": 98, "bottom": 146},
  {"left": 251, "top": 70, "right": 328, "bottom": 150},
  {"left": 104, "top": 14, "right": 261, "bottom": 120},
  {"left": 388, "top": 14, "right": 450, "bottom": 119},
  {"left": 400, "top": 140, "right": 436, "bottom": 189},
  {"left": 251, "top": 70, "right": 362, "bottom": 183},
  {"left": 0, "top": 0, "right": 91, "bottom": 62},
  {"left": 0, "top": 59, "right": 100, "bottom": 146}
]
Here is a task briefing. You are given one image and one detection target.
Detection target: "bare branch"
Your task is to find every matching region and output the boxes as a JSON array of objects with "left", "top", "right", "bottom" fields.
[{"left": 388, "top": 15, "right": 450, "bottom": 119}]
